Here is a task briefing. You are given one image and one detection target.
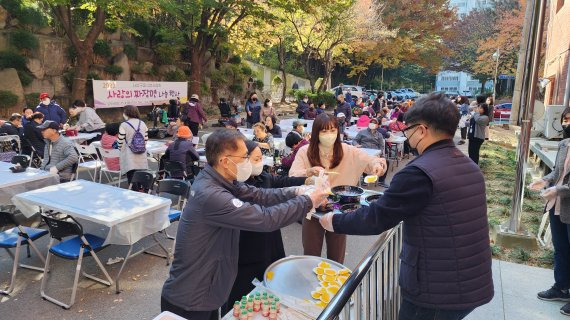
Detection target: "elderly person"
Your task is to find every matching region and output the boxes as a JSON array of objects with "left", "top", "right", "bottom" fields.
[
  {"left": 252, "top": 122, "right": 274, "bottom": 157},
  {"left": 353, "top": 118, "right": 390, "bottom": 151},
  {"left": 163, "top": 126, "right": 200, "bottom": 179},
  {"left": 335, "top": 95, "right": 352, "bottom": 125},
  {"left": 23, "top": 112, "right": 46, "bottom": 157},
  {"left": 35, "top": 93, "right": 67, "bottom": 127},
  {"left": 320, "top": 93, "right": 494, "bottom": 320},
  {"left": 38, "top": 120, "right": 79, "bottom": 182}
]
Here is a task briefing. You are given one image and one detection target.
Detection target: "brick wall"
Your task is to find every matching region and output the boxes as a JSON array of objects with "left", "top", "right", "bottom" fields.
[{"left": 544, "top": 1, "right": 570, "bottom": 105}]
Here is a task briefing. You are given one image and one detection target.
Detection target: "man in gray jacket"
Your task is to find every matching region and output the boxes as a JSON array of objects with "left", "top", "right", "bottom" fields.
[
  {"left": 39, "top": 120, "right": 79, "bottom": 182},
  {"left": 161, "top": 129, "right": 328, "bottom": 320}
]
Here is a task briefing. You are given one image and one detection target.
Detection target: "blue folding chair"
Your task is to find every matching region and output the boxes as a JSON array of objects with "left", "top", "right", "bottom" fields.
[
  {"left": 156, "top": 179, "right": 190, "bottom": 263},
  {"left": 0, "top": 211, "right": 47, "bottom": 295},
  {"left": 40, "top": 213, "right": 113, "bottom": 309}
]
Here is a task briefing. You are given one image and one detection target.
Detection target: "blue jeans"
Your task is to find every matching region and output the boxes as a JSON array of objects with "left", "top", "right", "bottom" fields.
[
  {"left": 550, "top": 208, "right": 570, "bottom": 290},
  {"left": 399, "top": 300, "right": 474, "bottom": 320}
]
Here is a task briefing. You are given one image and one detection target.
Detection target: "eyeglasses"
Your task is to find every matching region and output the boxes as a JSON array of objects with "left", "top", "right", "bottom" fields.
[
  {"left": 226, "top": 154, "right": 250, "bottom": 161},
  {"left": 401, "top": 123, "right": 428, "bottom": 133}
]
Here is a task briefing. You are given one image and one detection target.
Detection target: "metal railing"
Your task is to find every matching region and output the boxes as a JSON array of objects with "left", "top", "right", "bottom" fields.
[{"left": 318, "top": 223, "right": 403, "bottom": 320}]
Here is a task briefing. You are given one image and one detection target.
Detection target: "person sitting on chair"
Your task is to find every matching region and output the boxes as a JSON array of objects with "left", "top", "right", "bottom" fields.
[
  {"left": 23, "top": 112, "right": 46, "bottom": 158},
  {"left": 0, "top": 113, "right": 24, "bottom": 153},
  {"left": 38, "top": 120, "right": 79, "bottom": 182},
  {"left": 163, "top": 126, "right": 200, "bottom": 179}
]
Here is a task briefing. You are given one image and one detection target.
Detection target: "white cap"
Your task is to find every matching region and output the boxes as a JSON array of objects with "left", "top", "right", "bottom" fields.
[
  {"left": 191, "top": 94, "right": 199, "bottom": 100},
  {"left": 337, "top": 112, "right": 346, "bottom": 118}
]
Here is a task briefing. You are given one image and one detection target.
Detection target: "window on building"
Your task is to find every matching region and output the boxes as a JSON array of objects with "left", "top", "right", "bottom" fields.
[{"left": 557, "top": 0, "right": 565, "bottom": 13}]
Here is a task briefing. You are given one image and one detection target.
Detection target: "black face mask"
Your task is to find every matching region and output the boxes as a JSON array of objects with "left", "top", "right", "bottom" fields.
[{"left": 563, "top": 124, "right": 570, "bottom": 139}]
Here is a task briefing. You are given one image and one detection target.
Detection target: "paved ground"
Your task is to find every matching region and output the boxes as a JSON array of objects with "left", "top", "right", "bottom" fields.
[{"left": 0, "top": 123, "right": 566, "bottom": 319}]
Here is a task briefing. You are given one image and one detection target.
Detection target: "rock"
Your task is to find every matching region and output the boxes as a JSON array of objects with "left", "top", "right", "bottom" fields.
[
  {"left": 158, "top": 65, "right": 177, "bottom": 75},
  {"left": 0, "top": 68, "right": 25, "bottom": 105},
  {"left": 108, "top": 29, "right": 121, "bottom": 41},
  {"left": 132, "top": 73, "right": 160, "bottom": 82},
  {"left": 24, "top": 78, "right": 54, "bottom": 96},
  {"left": 111, "top": 42, "right": 123, "bottom": 57},
  {"left": 26, "top": 58, "right": 45, "bottom": 79},
  {"left": 36, "top": 26, "right": 53, "bottom": 35},
  {"left": 8, "top": 18, "right": 18, "bottom": 27},
  {"left": 143, "top": 62, "right": 154, "bottom": 74},
  {"left": 52, "top": 76, "right": 70, "bottom": 95},
  {"left": 0, "top": 6, "right": 8, "bottom": 29},
  {"left": 37, "top": 36, "right": 70, "bottom": 76},
  {"left": 0, "top": 32, "right": 8, "bottom": 51},
  {"left": 113, "top": 52, "right": 130, "bottom": 81},
  {"left": 136, "top": 47, "right": 154, "bottom": 62}
]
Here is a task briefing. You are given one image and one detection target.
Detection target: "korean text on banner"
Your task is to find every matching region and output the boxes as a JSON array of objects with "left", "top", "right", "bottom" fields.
[{"left": 93, "top": 80, "right": 188, "bottom": 108}]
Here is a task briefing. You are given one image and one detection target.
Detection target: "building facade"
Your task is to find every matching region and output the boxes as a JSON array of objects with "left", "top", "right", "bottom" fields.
[
  {"left": 543, "top": 0, "right": 569, "bottom": 106},
  {"left": 435, "top": 0, "right": 494, "bottom": 95}
]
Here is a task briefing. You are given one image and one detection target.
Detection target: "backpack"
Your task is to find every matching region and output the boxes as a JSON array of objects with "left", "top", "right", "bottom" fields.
[{"left": 124, "top": 120, "right": 146, "bottom": 154}]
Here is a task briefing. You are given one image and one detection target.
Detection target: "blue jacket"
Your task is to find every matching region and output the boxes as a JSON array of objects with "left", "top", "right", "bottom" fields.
[
  {"left": 36, "top": 101, "right": 67, "bottom": 125},
  {"left": 245, "top": 100, "right": 261, "bottom": 124}
]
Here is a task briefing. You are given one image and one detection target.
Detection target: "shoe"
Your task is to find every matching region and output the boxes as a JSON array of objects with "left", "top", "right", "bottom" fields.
[
  {"left": 537, "top": 286, "right": 570, "bottom": 302},
  {"left": 562, "top": 302, "right": 570, "bottom": 316},
  {"left": 457, "top": 140, "right": 465, "bottom": 145}
]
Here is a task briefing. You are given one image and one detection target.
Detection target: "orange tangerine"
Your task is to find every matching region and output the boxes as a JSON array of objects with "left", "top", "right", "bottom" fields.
[
  {"left": 327, "top": 286, "right": 340, "bottom": 295},
  {"left": 313, "top": 267, "right": 324, "bottom": 275},
  {"left": 323, "top": 274, "right": 336, "bottom": 282},
  {"left": 324, "top": 268, "right": 337, "bottom": 276},
  {"left": 318, "top": 261, "right": 331, "bottom": 268},
  {"left": 310, "top": 290, "right": 322, "bottom": 299},
  {"left": 266, "top": 271, "right": 274, "bottom": 280},
  {"left": 338, "top": 268, "right": 351, "bottom": 275},
  {"left": 320, "top": 292, "right": 331, "bottom": 303},
  {"left": 337, "top": 275, "right": 348, "bottom": 284},
  {"left": 320, "top": 281, "right": 330, "bottom": 287},
  {"left": 315, "top": 301, "right": 328, "bottom": 308}
]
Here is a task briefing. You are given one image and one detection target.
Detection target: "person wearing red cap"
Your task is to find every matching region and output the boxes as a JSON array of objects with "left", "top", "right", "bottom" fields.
[{"left": 35, "top": 93, "right": 67, "bottom": 127}]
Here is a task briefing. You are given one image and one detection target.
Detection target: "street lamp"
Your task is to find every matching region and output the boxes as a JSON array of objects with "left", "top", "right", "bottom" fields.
[{"left": 493, "top": 48, "right": 500, "bottom": 103}]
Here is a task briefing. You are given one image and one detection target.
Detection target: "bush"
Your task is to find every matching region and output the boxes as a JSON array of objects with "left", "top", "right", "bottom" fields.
[
  {"left": 0, "top": 50, "right": 28, "bottom": 70},
  {"left": 255, "top": 79, "right": 264, "bottom": 91},
  {"left": 131, "top": 63, "right": 144, "bottom": 74},
  {"left": 93, "top": 40, "right": 112, "bottom": 58},
  {"left": 228, "top": 55, "right": 241, "bottom": 64},
  {"left": 67, "top": 46, "right": 78, "bottom": 64},
  {"left": 229, "top": 83, "right": 244, "bottom": 94},
  {"left": 164, "top": 70, "right": 186, "bottom": 82},
  {"left": 10, "top": 29, "right": 39, "bottom": 52},
  {"left": 490, "top": 244, "right": 503, "bottom": 256},
  {"left": 508, "top": 247, "right": 531, "bottom": 262},
  {"left": 240, "top": 65, "right": 253, "bottom": 76},
  {"left": 25, "top": 92, "right": 40, "bottom": 107},
  {"left": 123, "top": 43, "right": 137, "bottom": 60},
  {"left": 153, "top": 43, "right": 179, "bottom": 65},
  {"left": 292, "top": 89, "right": 337, "bottom": 108},
  {"left": 0, "top": 0, "right": 49, "bottom": 28},
  {"left": 0, "top": 90, "right": 19, "bottom": 108},
  {"left": 87, "top": 71, "right": 101, "bottom": 81},
  {"left": 17, "top": 70, "right": 33, "bottom": 87},
  {"left": 104, "top": 65, "right": 123, "bottom": 76}
]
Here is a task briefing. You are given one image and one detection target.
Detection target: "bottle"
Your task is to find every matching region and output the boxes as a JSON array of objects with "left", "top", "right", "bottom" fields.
[
  {"left": 239, "top": 310, "right": 248, "bottom": 320},
  {"left": 233, "top": 301, "right": 240, "bottom": 317},
  {"left": 247, "top": 297, "right": 253, "bottom": 309},
  {"left": 262, "top": 301, "right": 270, "bottom": 317},
  {"left": 275, "top": 298, "right": 281, "bottom": 312},
  {"left": 247, "top": 307, "right": 253, "bottom": 319},
  {"left": 268, "top": 294, "right": 275, "bottom": 303}
]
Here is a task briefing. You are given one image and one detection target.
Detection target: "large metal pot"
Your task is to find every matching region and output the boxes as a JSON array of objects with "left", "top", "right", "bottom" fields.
[{"left": 330, "top": 185, "right": 364, "bottom": 204}]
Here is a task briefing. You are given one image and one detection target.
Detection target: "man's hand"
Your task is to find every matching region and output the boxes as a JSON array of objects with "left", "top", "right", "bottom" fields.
[
  {"left": 529, "top": 179, "right": 548, "bottom": 191},
  {"left": 248, "top": 111, "right": 252, "bottom": 116},
  {"left": 308, "top": 187, "right": 329, "bottom": 209},
  {"left": 306, "top": 166, "right": 325, "bottom": 177},
  {"left": 541, "top": 187, "right": 558, "bottom": 200},
  {"left": 49, "top": 166, "right": 58, "bottom": 175},
  {"left": 372, "top": 159, "right": 387, "bottom": 176},
  {"left": 319, "top": 212, "right": 335, "bottom": 232}
]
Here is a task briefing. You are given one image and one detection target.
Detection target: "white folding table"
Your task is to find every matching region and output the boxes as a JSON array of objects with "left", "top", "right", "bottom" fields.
[
  {"left": 12, "top": 179, "right": 172, "bottom": 292},
  {"left": 0, "top": 161, "right": 59, "bottom": 205},
  {"left": 66, "top": 132, "right": 101, "bottom": 143}
]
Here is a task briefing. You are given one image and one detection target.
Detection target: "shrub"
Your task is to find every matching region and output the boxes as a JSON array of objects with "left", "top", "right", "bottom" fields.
[
  {"left": 93, "top": 40, "right": 112, "bottom": 58},
  {"left": 255, "top": 79, "right": 264, "bottom": 91},
  {"left": 240, "top": 65, "right": 253, "bottom": 76},
  {"left": 164, "top": 70, "right": 186, "bottom": 82},
  {"left": 490, "top": 244, "right": 502, "bottom": 256},
  {"left": 10, "top": 29, "right": 39, "bottom": 52},
  {"left": 17, "top": 70, "right": 33, "bottom": 87},
  {"left": 123, "top": 43, "right": 137, "bottom": 60},
  {"left": 25, "top": 92, "right": 40, "bottom": 107},
  {"left": 0, "top": 50, "right": 28, "bottom": 70},
  {"left": 229, "top": 83, "right": 244, "bottom": 94},
  {"left": 292, "top": 89, "right": 337, "bottom": 108},
  {"left": 104, "top": 65, "right": 123, "bottom": 76},
  {"left": 0, "top": 90, "right": 19, "bottom": 108},
  {"left": 0, "top": 0, "right": 48, "bottom": 28},
  {"left": 508, "top": 247, "right": 531, "bottom": 262},
  {"left": 153, "top": 43, "right": 179, "bottom": 65},
  {"left": 87, "top": 71, "right": 101, "bottom": 81},
  {"left": 131, "top": 63, "right": 144, "bottom": 74},
  {"left": 228, "top": 55, "right": 241, "bottom": 64},
  {"left": 67, "top": 46, "right": 78, "bottom": 64}
]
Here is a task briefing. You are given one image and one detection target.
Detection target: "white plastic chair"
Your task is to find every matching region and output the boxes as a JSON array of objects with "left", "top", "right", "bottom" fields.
[
  {"left": 95, "top": 146, "right": 123, "bottom": 187},
  {"left": 75, "top": 144, "right": 102, "bottom": 181},
  {"left": 201, "top": 133, "right": 212, "bottom": 145}
]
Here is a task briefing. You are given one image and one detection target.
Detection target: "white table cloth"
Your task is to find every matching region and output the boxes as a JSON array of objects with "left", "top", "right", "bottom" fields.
[
  {"left": 0, "top": 161, "right": 59, "bottom": 205},
  {"left": 66, "top": 132, "right": 100, "bottom": 142},
  {"left": 12, "top": 180, "right": 171, "bottom": 246},
  {"left": 92, "top": 140, "right": 168, "bottom": 158}
]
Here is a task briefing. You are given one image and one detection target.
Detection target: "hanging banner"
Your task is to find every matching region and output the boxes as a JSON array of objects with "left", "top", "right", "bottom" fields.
[{"left": 93, "top": 80, "right": 188, "bottom": 108}]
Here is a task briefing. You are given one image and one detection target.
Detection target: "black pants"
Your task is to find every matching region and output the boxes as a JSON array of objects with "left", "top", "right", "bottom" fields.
[
  {"left": 460, "top": 127, "right": 467, "bottom": 140},
  {"left": 468, "top": 138, "right": 484, "bottom": 164},
  {"left": 398, "top": 299, "right": 473, "bottom": 320},
  {"left": 222, "top": 263, "right": 266, "bottom": 314},
  {"left": 188, "top": 121, "right": 200, "bottom": 136},
  {"left": 161, "top": 296, "right": 218, "bottom": 320},
  {"left": 550, "top": 208, "right": 570, "bottom": 290}
]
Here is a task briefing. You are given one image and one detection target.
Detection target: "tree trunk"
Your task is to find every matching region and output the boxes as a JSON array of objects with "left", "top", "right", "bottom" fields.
[
  {"left": 190, "top": 50, "right": 202, "bottom": 95},
  {"left": 72, "top": 50, "right": 92, "bottom": 100},
  {"left": 480, "top": 78, "right": 487, "bottom": 94}
]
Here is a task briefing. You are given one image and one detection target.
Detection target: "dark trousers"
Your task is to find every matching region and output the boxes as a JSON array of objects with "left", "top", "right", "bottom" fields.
[
  {"left": 161, "top": 296, "right": 218, "bottom": 320},
  {"left": 188, "top": 121, "right": 200, "bottom": 136},
  {"left": 550, "top": 208, "right": 570, "bottom": 290},
  {"left": 222, "top": 263, "right": 265, "bottom": 315},
  {"left": 398, "top": 299, "right": 474, "bottom": 320},
  {"left": 460, "top": 127, "right": 467, "bottom": 140},
  {"left": 302, "top": 217, "right": 346, "bottom": 263},
  {"left": 468, "top": 138, "right": 484, "bottom": 164}
]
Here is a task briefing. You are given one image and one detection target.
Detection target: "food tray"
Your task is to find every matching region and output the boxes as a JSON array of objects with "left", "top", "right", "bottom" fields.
[
  {"left": 311, "top": 190, "right": 383, "bottom": 219},
  {"left": 263, "top": 255, "right": 349, "bottom": 302}
]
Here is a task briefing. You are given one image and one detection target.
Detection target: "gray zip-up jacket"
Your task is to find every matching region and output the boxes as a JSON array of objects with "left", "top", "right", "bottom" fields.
[
  {"left": 542, "top": 139, "right": 570, "bottom": 223},
  {"left": 76, "top": 107, "right": 105, "bottom": 132},
  {"left": 161, "top": 165, "right": 313, "bottom": 311},
  {"left": 40, "top": 135, "right": 79, "bottom": 181}
]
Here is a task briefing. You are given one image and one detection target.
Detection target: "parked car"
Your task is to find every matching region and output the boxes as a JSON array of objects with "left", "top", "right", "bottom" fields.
[
  {"left": 399, "top": 88, "right": 419, "bottom": 99},
  {"left": 385, "top": 90, "right": 405, "bottom": 101},
  {"left": 330, "top": 85, "right": 365, "bottom": 99},
  {"left": 494, "top": 103, "right": 512, "bottom": 120}
]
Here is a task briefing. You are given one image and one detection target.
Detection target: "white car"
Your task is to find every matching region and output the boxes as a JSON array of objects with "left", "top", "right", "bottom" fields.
[{"left": 330, "top": 85, "right": 365, "bottom": 99}]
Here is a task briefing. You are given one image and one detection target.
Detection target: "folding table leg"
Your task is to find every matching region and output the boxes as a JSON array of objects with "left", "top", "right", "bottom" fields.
[
  {"left": 143, "top": 234, "right": 172, "bottom": 266},
  {"left": 116, "top": 245, "right": 133, "bottom": 294},
  {"left": 19, "top": 237, "right": 46, "bottom": 272},
  {"left": 0, "top": 236, "right": 22, "bottom": 295}
]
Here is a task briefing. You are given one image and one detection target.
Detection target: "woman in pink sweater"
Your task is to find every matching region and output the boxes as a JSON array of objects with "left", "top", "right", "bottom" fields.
[
  {"left": 100, "top": 122, "right": 120, "bottom": 171},
  {"left": 289, "top": 114, "right": 387, "bottom": 263}
]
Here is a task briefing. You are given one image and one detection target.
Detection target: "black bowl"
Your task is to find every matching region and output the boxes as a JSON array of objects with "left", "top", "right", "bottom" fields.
[
  {"left": 316, "top": 202, "right": 336, "bottom": 213},
  {"left": 340, "top": 203, "right": 361, "bottom": 213},
  {"left": 331, "top": 185, "right": 364, "bottom": 204},
  {"left": 365, "top": 194, "right": 382, "bottom": 205}
]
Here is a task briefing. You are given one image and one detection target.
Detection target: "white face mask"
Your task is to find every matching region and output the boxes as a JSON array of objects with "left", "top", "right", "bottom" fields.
[
  {"left": 123, "top": 114, "right": 129, "bottom": 121},
  {"left": 319, "top": 133, "right": 337, "bottom": 147},
  {"left": 303, "top": 99, "right": 308, "bottom": 103},
  {"left": 267, "top": 102, "right": 273, "bottom": 108},
  {"left": 42, "top": 98, "right": 50, "bottom": 106},
  {"left": 250, "top": 161, "right": 264, "bottom": 176},
  {"left": 369, "top": 123, "right": 378, "bottom": 130},
  {"left": 228, "top": 158, "right": 252, "bottom": 182}
]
